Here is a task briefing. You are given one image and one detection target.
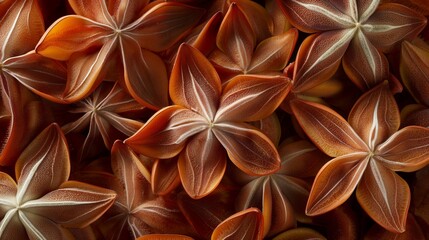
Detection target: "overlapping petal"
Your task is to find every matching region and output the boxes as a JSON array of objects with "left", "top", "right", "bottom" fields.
[
  {"left": 251, "top": 113, "right": 282, "bottom": 146},
  {"left": 108, "top": 0, "right": 148, "bottom": 27},
  {"left": 248, "top": 29, "right": 298, "bottom": 73},
  {"left": 356, "top": 160, "right": 410, "bottom": 233},
  {"left": 291, "top": 99, "right": 368, "bottom": 157},
  {"left": 0, "top": 172, "right": 16, "bottom": 216},
  {"left": 126, "top": 3, "right": 204, "bottom": 52},
  {"left": 209, "top": 49, "right": 242, "bottom": 78},
  {"left": 215, "top": 74, "right": 291, "bottom": 122},
  {"left": 400, "top": 39, "right": 429, "bottom": 106},
  {"left": 233, "top": 0, "right": 273, "bottom": 41},
  {"left": 2, "top": 51, "right": 67, "bottom": 103},
  {"left": 0, "top": 0, "right": 45, "bottom": 60},
  {"left": 265, "top": 0, "right": 290, "bottom": 35},
  {"left": 120, "top": 36, "right": 169, "bottom": 109},
  {"left": 101, "top": 141, "right": 161, "bottom": 239},
  {"left": 217, "top": 3, "right": 255, "bottom": 71},
  {"left": 111, "top": 141, "right": 150, "bottom": 209},
  {"left": 15, "top": 124, "right": 70, "bottom": 203},
  {"left": 292, "top": 30, "right": 355, "bottom": 93},
  {"left": 212, "top": 208, "right": 264, "bottom": 240},
  {"left": 1, "top": 0, "right": 426, "bottom": 236},
  {"left": 170, "top": 44, "right": 222, "bottom": 120},
  {"left": 0, "top": 78, "right": 48, "bottom": 166},
  {"left": 236, "top": 174, "right": 306, "bottom": 237},
  {"left": 280, "top": 0, "right": 355, "bottom": 32},
  {"left": 23, "top": 180, "right": 116, "bottom": 228},
  {"left": 62, "top": 81, "right": 144, "bottom": 159},
  {"left": 235, "top": 178, "right": 273, "bottom": 236},
  {"left": 0, "top": 212, "right": 29, "bottom": 240},
  {"left": 375, "top": 126, "right": 429, "bottom": 172},
  {"left": 213, "top": 122, "right": 280, "bottom": 175},
  {"left": 0, "top": 123, "right": 117, "bottom": 239},
  {"left": 342, "top": 31, "right": 389, "bottom": 90},
  {"left": 348, "top": 82, "right": 399, "bottom": 149},
  {"left": 363, "top": 3, "right": 427, "bottom": 52},
  {"left": 96, "top": 82, "right": 144, "bottom": 113},
  {"left": 125, "top": 106, "right": 207, "bottom": 159},
  {"left": 306, "top": 153, "right": 370, "bottom": 216},
  {"left": 151, "top": 159, "right": 180, "bottom": 195},
  {"left": 357, "top": 0, "right": 380, "bottom": 22},
  {"left": 178, "top": 130, "right": 226, "bottom": 199},
  {"left": 68, "top": 0, "right": 115, "bottom": 25},
  {"left": 100, "top": 112, "right": 143, "bottom": 140},
  {"left": 131, "top": 198, "right": 190, "bottom": 235},
  {"left": 35, "top": 15, "right": 112, "bottom": 61},
  {"left": 63, "top": 37, "right": 117, "bottom": 102},
  {"left": 18, "top": 211, "right": 72, "bottom": 240},
  {"left": 187, "top": 12, "right": 223, "bottom": 56},
  {"left": 271, "top": 175, "right": 310, "bottom": 223},
  {"left": 268, "top": 177, "right": 297, "bottom": 236}
]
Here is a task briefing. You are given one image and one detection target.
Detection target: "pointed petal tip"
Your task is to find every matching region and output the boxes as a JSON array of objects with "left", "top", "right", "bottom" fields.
[
  {"left": 177, "top": 43, "right": 192, "bottom": 53},
  {"left": 304, "top": 207, "right": 319, "bottom": 217},
  {"left": 305, "top": 198, "right": 330, "bottom": 217}
]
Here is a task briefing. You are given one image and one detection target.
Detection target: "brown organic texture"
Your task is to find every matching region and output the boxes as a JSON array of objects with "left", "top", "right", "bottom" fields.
[
  {"left": 211, "top": 208, "right": 264, "bottom": 240},
  {"left": 0, "top": 78, "right": 52, "bottom": 166},
  {"left": 234, "top": 139, "right": 327, "bottom": 237},
  {"left": 0, "top": 124, "right": 116, "bottom": 239},
  {"left": 265, "top": 0, "right": 292, "bottom": 35},
  {"left": 36, "top": 0, "right": 204, "bottom": 109},
  {"left": 163, "top": 11, "right": 223, "bottom": 68},
  {"left": 209, "top": 2, "right": 298, "bottom": 82},
  {"left": 382, "top": 0, "right": 429, "bottom": 15},
  {"left": 1, "top": 0, "right": 429, "bottom": 238},
  {"left": 0, "top": 0, "right": 13, "bottom": 15},
  {"left": 97, "top": 141, "right": 190, "bottom": 239},
  {"left": 207, "top": 0, "right": 274, "bottom": 41},
  {"left": 0, "top": 0, "right": 67, "bottom": 102},
  {"left": 0, "top": 0, "right": 67, "bottom": 166},
  {"left": 400, "top": 38, "right": 429, "bottom": 127},
  {"left": 126, "top": 44, "right": 291, "bottom": 199},
  {"left": 150, "top": 157, "right": 181, "bottom": 196},
  {"left": 62, "top": 81, "right": 144, "bottom": 160},
  {"left": 280, "top": 0, "right": 427, "bottom": 91},
  {"left": 291, "top": 81, "right": 429, "bottom": 233},
  {"left": 401, "top": 38, "right": 429, "bottom": 106}
]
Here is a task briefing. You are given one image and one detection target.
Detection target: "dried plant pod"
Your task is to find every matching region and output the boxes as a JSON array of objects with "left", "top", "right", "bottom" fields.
[
  {"left": 211, "top": 208, "right": 264, "bottom": 240},
  {"left": 401, "top": 39, "right": 429, "bottom": 106},
  {"left": 292, "top": 81, "right": 429, "bottom": 233},
  {"left": 36, "top": 1, "right": 204, "bottom": 108},
  {"left": 0, "top": 124, "right": 116, "bottom": 239},
  {"left": 127, "top": 44, "right": 289, "bottom": 198},
  {"left": 281, "top": 0, "right": 426, "bottom": 90}
]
